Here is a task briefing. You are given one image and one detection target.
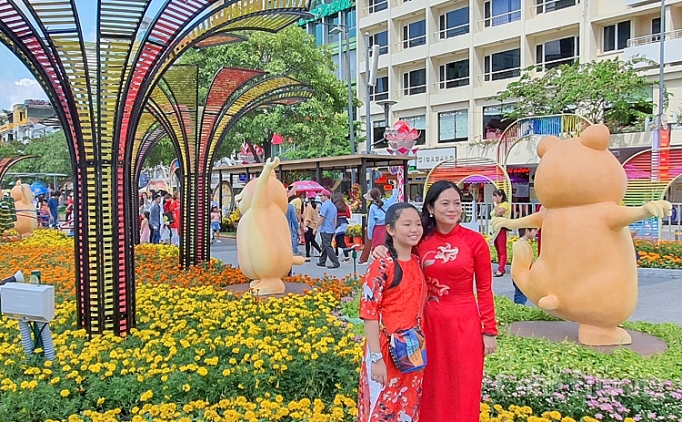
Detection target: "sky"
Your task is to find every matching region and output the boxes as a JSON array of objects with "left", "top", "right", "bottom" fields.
[{"left": 0, "top": 0, "right": 167, "bottom": 110}]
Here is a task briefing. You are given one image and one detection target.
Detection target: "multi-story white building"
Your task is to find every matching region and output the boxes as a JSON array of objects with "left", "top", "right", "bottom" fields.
[{"left": 357, "top": 0, "right": 682, "bottom": 182}]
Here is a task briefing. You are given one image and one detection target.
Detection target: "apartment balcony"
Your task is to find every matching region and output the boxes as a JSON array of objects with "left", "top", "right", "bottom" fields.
[
  {"left": 430, "top": 82, "right": 471, "bottom": 106},
  {"left": 473, "top": 10, "right": 522, "bottom": 47},
  {"left": 390, "top": 0, "right": 424, "bottom": 20},
  {"left": 429, "top": 27, "right": 471, "bottom": 57},
  {"left": 392, "top": 38, "right": 428, "bottom": 65},
  {"left": 625, "top": 0, "right": 659, "bottom": 6},
  {"left": 359, "top": 2, "right": 390, "bottom": 28},
  {"left": 624, "top": 30, "right": 682, "bottom": 67},
  {"left": 524, "top": 0, "right": 580, "bottom": 36}
]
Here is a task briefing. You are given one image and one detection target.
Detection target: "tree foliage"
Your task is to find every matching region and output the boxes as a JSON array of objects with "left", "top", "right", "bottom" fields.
[
  {"left": 495, "top": 58, "right": 657, "bottom": 132},
  {"left": 2, "top": 131, "right": 72, "bottom": 177},
  {"left": 180, "top": 25, "right": 356, "bottom": 161}
]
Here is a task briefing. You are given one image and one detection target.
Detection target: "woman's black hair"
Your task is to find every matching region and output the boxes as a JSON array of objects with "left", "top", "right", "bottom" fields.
[
  {"left": 384, "top": 202, "right": 420, "bottom": 289},
  {"left": 421, "top": 180, "right": 463, "bottom": 237},
  {"left": 492, "top": 189, "right": 508, "bottom": 202},
  {"left": 368, "top": 188, "right": 384, "bottom": 209}
]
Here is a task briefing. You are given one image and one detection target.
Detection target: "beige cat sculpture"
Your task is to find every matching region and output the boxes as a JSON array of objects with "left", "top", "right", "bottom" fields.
[
  {"left": 492, "top": 124, "right": 671, "bottom": 346},
  {"left": 11, "top": 180, "right": 38, "bottom": 237},
  {"left": 235, "top": 157, "right": 305, "bottom": 295}
]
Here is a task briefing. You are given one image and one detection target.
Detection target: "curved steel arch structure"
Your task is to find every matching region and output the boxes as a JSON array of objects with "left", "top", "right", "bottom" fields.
[
  {"left": 136, "top": 65, "right": 313, "bottom": 266},
  {"left": 495, "top": 114, "right": 592, "bottom": 165},
  {"left": 0, "top": 0, "right": 310, "bottom": 335},
  {"left": 424, "top": 158, "right": 512, "bottom": 201},
  {"left": 0, "top": 155, "right": 38, "bottom": 183}
]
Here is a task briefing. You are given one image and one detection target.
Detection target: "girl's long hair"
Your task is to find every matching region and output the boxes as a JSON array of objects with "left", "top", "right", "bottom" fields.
[
  {"left": 384, "top": 202, "right": 420, "bottom": 289},
  {"left": 421, "top": 181, "right": 463, "bottom": 238},
  {"left": 493, "top": 189, "right": 508, "bottom": 203}
]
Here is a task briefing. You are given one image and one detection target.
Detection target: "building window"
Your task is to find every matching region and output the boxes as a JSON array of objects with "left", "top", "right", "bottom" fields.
[
  {"left": 603, "top": 21, "right": 631, "bottom": 52},
  {"left": 484, "top": 48, "right": 520, "bottom": 81},
  {"left": 535, "top": 0, "right": 575, "bottom": 14},
  {"left": 439, "top": 7, "right": 469, "bottom": 39},
  {"left": 370, "top": 31, "right": 389, "bottom": 55},
  {"left": 652, "top": 17, "right": 661, "bottom": 42},
  {"left": 403, "top": 69, "right": 427, "bottom": 95},
  {"left": 439, "top": 110, "right": 468, "bottom": 143},
  {"left": 368, "top": 0, "right": 388, "bottom": 14},
  {"left": 484, "top": 0, "right": 521, "bottom": 28},
  {"left": 483, "top": 105, "right": 513, "bottom": 140},
  {"left": 401, "top": 115, "right": 426, "bottom": 145},
  {"left": 439, "top": 59, "right": 470, "bottom": 88},
  {"left": 346, "top": 9, "right": 357, "bottom": 38},
  {"left": 370, "top": 76, "right": 389, "bottom": 101},
  {"left": 373, "top": 120, "right": 387, "bottom": 149},
  {"left": 403, "top": 20, "right": 426, "bottom": 48},
  {"left": 536, "top": 36, "right": 578, "bottom": 71}
]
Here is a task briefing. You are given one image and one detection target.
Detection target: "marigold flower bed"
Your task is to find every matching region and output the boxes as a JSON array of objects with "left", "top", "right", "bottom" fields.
[{"left": 0, "top": 230, "right": 681, "bottom": 421}]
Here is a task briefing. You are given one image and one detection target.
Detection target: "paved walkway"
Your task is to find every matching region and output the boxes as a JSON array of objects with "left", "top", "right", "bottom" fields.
[{"left": 210, "top": 238, "right": 682, "bottom": 325}]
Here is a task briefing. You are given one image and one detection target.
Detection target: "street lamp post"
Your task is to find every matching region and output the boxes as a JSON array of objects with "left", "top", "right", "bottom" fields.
[
  {"left": 329, "top": 24, "right": 355, "bottom": 154},
  {"left": 657, "top": 0, "right": 666, "bottom": 130},
  {"left": 365, "top": 32, "right": 372, "bottom": 154}
]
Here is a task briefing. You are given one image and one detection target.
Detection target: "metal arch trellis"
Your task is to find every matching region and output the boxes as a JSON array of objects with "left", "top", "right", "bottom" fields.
[
  {"left": 423, "top": 158, "right": 512, "bottom": 202},
  {"left": 496, "top": 114, "right": 592, "bottom": 166},
  {"left": 136, "top": 65, "right": 312, "bottom": 267},
  {"left": 0, "top": 155, "right": 39, "bottom": 184},
  {"left": 120, "top": 0, "right": 311, "bottom": 278},
  {"left": 0, "top": 0, "right": 311, "bottom": 336},
  {"left": 622, "top": 146, "right": 682, "bottom": 240}
]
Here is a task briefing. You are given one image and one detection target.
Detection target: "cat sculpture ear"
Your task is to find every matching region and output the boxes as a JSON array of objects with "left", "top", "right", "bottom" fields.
[
  {"left": 537, "top": 135, "right": 560, "bottom": 158},
  {"left": 580, "top": 124, "right": 610, "bottom": 151}
]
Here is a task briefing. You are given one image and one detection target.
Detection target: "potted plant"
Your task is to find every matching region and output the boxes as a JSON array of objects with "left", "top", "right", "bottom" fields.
[{"left": 347, "top": 224, "right": 363, "bottom": 244}]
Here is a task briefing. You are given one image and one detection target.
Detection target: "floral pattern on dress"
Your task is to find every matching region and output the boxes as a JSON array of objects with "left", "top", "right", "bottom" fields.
[{"left": 357, "top": 257, "right": 425, "bottom": 422}]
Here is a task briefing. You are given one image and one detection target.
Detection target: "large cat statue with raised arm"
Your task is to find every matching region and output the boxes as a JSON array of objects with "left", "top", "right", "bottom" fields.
[
  {"left": 235, "top": 157, "right": 305, "bottom": 295},
  {"left": 492, "top": 124, "right": 671, "bottom": 346}
]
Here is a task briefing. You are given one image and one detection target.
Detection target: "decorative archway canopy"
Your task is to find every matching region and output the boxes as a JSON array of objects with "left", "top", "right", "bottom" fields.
[
  {"left": 425, "top": 157, "right": 511, "bottom": 200},
  {"left": 0, "top": 155, "right": 38, "bottom": 184},
  {"left": 497, "top": 114, "right": 592, "bottom": 165}
]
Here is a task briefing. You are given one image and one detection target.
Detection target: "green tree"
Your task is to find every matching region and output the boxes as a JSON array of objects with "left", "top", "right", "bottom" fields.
[
  {"left": 181, "top": 25, "right": 356, "bottom": 161},
  {"left": 495, "top": 58, "right": 657, "bottom": 132},
  {"left": 11, "top": 131, "right": 72, "bottom": 176},
  {"left": 143, "top": 136, "right": 177, "bottom": 168}
]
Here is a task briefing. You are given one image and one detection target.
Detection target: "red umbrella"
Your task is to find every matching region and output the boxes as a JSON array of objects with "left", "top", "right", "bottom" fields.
[{"left": 288, "top": 180, "right": 326, "bottom": 196}]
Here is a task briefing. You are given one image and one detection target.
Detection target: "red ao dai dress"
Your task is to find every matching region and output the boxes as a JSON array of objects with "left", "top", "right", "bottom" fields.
[
  {"left": 415, "top": 225, "right": 498, "bottom": 421},
  {"left": 357, "top": 256, "right": 427, "bottom": 421}
]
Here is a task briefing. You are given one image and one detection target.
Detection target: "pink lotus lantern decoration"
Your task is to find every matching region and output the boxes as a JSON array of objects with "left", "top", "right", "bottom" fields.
[
  {"left": 384, "top": 121, "right": 419, "bottom": 202},
  {"left": 239, "top": 142, "right": 264, "bottom": 164},
  {"left": 385, "top": 120, "right": 419, "bottom": 156}
]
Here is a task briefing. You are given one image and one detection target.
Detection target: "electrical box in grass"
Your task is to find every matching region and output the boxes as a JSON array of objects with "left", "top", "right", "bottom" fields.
[{"left": 1, "top": 284, "right": 55, "bottom": 322}]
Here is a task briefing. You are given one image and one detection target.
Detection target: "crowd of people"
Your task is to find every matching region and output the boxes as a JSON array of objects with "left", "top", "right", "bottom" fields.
[
  {"left": 138, "top": 191, "right": 181, "bottom": 245},
  {"left": 286, "top": 187, "right": 359, "bottom": 269}
]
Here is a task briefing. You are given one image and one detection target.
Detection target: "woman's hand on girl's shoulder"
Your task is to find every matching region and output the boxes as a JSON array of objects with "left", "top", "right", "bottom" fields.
[{"left": 371, "top": 245, "right": 390, "bottom": 260}]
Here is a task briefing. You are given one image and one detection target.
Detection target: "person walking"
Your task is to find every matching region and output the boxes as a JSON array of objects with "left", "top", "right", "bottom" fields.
[
  {"left": 333, "top": 193, "right": 351, "bottom": 262},
  {"left": 358, "top": 187, "right": 398, "bottom": 264},
  {"left": 491, "top": 189, "right": 511, "bottom": 277},
  {"left": 286, "top": 199, "right": 301, "bottom": 255},
  {"left": 149, "top": 195, "right": 162, "bottom": 244},
  {"left": 303, "top": 198, "right": 322, "bottom": 259},
  {"left": 140, "top": 211, "right": 151, "bottom": 243},
  {"left": 48, "top": 192, "right": 60, "bottom": 228},
  {"left": 210, "top": 206, "right": 222, "bottom": 243},
  {"left": 314, "top": 189, "right": 339, "bottom": 269}
]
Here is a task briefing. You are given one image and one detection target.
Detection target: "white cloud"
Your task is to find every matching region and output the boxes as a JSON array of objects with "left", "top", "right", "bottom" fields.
[{"left": 0, "top": 78, "right": 48, "bottom": 110}]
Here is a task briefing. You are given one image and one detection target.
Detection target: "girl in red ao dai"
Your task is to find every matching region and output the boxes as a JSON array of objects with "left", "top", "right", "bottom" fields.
[{"left": 357, "top": 202, "right": 427, "bottom": 421}]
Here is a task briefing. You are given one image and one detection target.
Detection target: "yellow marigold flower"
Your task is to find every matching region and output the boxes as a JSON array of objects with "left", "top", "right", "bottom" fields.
[
  {"left": 182, "top": 384, "right": 191, "bottom": 392},
  {"left": 97, "top": 397, "right": 105, "bottom": 405},
  {"left": 197, "top": 367, "right": 208, "bottom": 376},
  {"left": 139, "top": 390, "right": 154, "bottom": 402},
  {"left": 60, "top": 389, "right": 70, "bottom": 397}
]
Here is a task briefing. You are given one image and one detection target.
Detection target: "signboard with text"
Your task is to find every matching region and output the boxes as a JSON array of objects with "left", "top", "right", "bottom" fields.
[{"left": 413, "top": 148, "right": 456, "bottom": 170}]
